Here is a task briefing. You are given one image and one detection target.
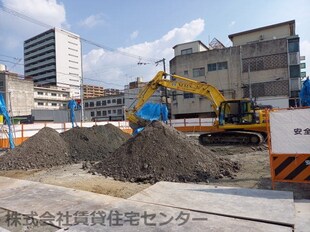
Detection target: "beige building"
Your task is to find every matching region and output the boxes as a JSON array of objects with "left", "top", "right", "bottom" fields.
[
  {"left": 169, "top": 20, "right": 301, "bottom": 119},
  {"left": 0, "top": 70, "right": 34, "bottom": 116},
  {"left": 33, "top": 86, "right": 71, "bottom": 110},
  {"left": 83, "top": 84, "right": 105, "bottom": 99}
]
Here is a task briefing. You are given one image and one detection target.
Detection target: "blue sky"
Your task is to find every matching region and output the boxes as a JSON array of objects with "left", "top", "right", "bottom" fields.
[{"left": 0, "top": 0, "right": 309, "bottom": 88}]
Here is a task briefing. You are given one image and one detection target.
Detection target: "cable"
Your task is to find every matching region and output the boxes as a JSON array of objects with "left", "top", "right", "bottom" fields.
[{"left": 0, "top": 3, "right": 160, "bottom": 63}]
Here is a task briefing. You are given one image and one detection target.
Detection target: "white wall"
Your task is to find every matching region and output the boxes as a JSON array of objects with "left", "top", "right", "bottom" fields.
[{"left": 55, "top": 29, "right": 82, "bottom": 98}]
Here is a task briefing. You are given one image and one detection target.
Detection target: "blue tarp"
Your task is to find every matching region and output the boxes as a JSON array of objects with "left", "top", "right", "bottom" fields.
[
  {"left": 134, "top": 102, "right": 168, "bottom": 134},
  {"left": 300, "top": 78, "right": 310, "bottom": 107},
  {"left": 0, "top": 94, "right": 14, "bottom": 149}
]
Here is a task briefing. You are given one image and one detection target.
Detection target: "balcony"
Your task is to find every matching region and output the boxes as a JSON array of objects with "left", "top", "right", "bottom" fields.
[
  {"left": 24, "top": 39, "right": 55, "bottom": 53},
  {"left": 25, "top": 32, "right": 54, "bottom": 47},
  {"left": 25, "top": 68, "right": 56, "bottom": 79},
  {"left": 25, "top": 58, "right": 56, "bottom": 72},
  {"left": 24, "top": 52, "right": 55, "bottom": 65}
]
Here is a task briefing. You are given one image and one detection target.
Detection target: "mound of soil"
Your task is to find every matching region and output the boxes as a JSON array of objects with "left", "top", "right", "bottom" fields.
[
  {"left": 61, "top": 124, "right": 131, "bottom": 162},
  {"left": 0, "top": 127, "right": 70, "bottom": 170},
  {"left": 91, "top": 121, "right": 240, "bottom": 183}
]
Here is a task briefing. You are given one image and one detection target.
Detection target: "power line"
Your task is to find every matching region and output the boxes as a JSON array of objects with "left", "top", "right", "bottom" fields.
[{"left": 0, "top": 3, "right": 159, "bottom": 63}]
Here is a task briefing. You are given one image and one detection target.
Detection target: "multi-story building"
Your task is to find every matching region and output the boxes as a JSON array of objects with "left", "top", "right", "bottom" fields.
[
  {"left": 170, "top": 20, "right": 301, "bottom": 119},
  {"left": 104, "top": 88, "right": 122, "bottom": 96},
  {"left": 24, "top": 28, "right": 82, "bottom": 98},
  {"left": 0, "top": 68, "right": 34, "bottom": 116},
  {"left": 83, "top": 84, "right": 104, "bottom": 99},
  {"left": 33, "top": 86, "right": 71, "bottom": 110},
  {"left": 84, "top": 94, "right": 125, "bottom": 121}
]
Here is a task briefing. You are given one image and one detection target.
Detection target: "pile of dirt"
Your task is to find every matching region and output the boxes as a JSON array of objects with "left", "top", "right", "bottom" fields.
[
  {"left": 91, "top": 121, "right": 240, "bottom": 183},
  {"left": 0, "top": 127, "right": 70, "bottom": 170},
  {"left": 61, "top": 124, "right": 131, "bottom": 162}
]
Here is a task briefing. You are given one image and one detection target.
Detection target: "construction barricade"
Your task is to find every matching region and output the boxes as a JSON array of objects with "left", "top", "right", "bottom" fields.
[{"left": 267, "top": 108, "right": 310, "bottom": 188}]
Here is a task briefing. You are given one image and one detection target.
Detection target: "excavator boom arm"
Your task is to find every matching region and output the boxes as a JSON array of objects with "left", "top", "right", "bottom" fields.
[{"left": 126, "top": 71, "right": 227, "bottom": 124}]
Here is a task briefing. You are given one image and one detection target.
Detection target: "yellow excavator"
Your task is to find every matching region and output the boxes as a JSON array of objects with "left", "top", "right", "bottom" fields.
[{"left": 126, "top": 71, "right": 268, "bottom": 145}]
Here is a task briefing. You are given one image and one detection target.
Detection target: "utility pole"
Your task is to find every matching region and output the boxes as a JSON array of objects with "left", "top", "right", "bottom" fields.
[
  {"left": 80, "top": 42, "right": 85, "bottom": 122},
  {"left": 155, "top": 58, "right": 169, "bottom": 123},
  {"left": 155, "top": 58, "right": 169, "bottom": 105}
]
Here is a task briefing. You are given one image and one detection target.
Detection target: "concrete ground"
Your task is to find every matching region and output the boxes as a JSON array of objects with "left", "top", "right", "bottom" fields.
[{"left": 0, "top": 177, "right": 307, "bottom": 232}]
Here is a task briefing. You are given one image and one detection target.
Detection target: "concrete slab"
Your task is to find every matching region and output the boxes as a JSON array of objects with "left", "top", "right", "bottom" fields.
[
  {"left": 0, "top": 176, "right": 122, "bottom": 215},
  {"left": 294, "top": 199, "right": 310, "bottom": 232},
  {"left": 55, "top": 212, "right": 292, "bottom": 232},
  {"left": 129, "top": 182, "right": 295, "bottom": 226},
  {"left": 0, "top": 177, "right": 292, "bottom": 231}
]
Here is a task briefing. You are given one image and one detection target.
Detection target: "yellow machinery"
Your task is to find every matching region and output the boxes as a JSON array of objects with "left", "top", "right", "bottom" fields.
[{"left": 126, "top": 71, "right": 268, "bottom": 145}]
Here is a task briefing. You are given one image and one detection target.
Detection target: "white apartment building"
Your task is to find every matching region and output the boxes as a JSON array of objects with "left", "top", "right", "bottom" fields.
[
  {"left": 34, "top": 86, "right": 71, "bottom": 110},
  {"left": 24, "top": 28, "right": 82, "bottom": 98}
]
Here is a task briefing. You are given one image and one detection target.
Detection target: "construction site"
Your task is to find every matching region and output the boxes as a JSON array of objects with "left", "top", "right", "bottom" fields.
[
  {"left": 0, "top": 6, "right": 309, "bottom": 230},
  {"left": 0, "top": 105, "right": 309, "bottom": 231}
]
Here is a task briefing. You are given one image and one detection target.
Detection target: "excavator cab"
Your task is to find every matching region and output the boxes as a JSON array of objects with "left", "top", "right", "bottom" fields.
[{"left": 218, "top": 100, "right": 257, "bottom": 126}]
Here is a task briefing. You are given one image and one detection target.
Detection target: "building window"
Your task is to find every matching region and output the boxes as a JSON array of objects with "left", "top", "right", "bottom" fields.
[
  {"left": 96, "top": 101, "right": 101, "bottom": 106},
  {"left": 102, "top": 100, "right": 106, "bottom": 105},
  {"left": 38, "top": 102, "right": 44, "bottom": 106},
  {"left": 217, "top": 62, "right": 228, "bottom": 70},
  {"left": 91, "top": 111, "right": 95, "bottom": 117},
  {"left": 117, "top": 98, "right": 122, "bottom": 104},
  {"left": 107, "top": 100, "right": 111, "bottom": 104},
  {"left": 63, "top": 94, "right": 68, "bottom": 97},
  {"left": 113, "top": 110, "right": 116, "bottom": 114},
  {"left": 108, "top": 110, "right": 111, "bottom": 114},
  {"left": 117, "top": 109, "right": 122, "bottom": 115},
  {"left": 288, "top": 38, "right": 299, "bottom": 53},
  {"left": 183, "top": 93, "right": 194, "bottom": 99},
  {"left": 51, "top": 93, "right": 57, "bottom": 96},
  {"left": 38, "top": 92, "right": 43, "bottom": 95},
  {"left": 183, "top": 70, "right": 189, "bottom": 76},
  {"left": 85, "top": 102, "right": 89, "bottom": 108},
  {"left": 181, "top": 48, "right": 193, "bottom": 55},
  {"left": 112, "top": 99, "right": 116, "bottom": 103},
  {"left": 63, "top": 103, "right": 67, "bottom": 107},
  {"left": 0, "top": 81, "right": 3, "bottom": 87},
  {"left": 193, "top": 67, "right": 205, "bottom": 77},
  {"left": 208, "top": 63, "right": 217, "bottom": 72},
  {"left": 290, "top": 65, "right": 300, "bottom": 78},
  {"left": 51, "top": 103, "right": 57, "bottom": 106},
  {"left": 89, "top": 102, "right": 94, "bottom": 107},
  {"left": 102, "top": 111, "right": 107, "bottom": 116},
  {"left": 97, "top": 111, "right": 101, "bottom": 116}
]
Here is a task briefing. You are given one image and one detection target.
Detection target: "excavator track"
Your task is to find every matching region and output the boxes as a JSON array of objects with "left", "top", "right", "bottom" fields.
[{"left": 199, "top": 131, "right": 265, "bottom": 145}]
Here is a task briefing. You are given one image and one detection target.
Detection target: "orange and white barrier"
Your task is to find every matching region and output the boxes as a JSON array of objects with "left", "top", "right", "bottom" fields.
[
  {"left": 0, "top": 118, "right": 215, "bottom": 149},
  {"left": 267, "top": 108, "right": 310, "bottom": 188}
]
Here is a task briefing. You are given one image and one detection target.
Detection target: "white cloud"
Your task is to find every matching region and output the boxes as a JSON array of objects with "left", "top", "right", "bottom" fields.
[
  {"left": 130, "top": 30, "right": 139, "bottom": 40},
  {"left": 83, "top": 18, "right": 205, "bottom": 88},
  {"left": 79, "top": 14, "right": 104, "bottom": 28},
  {"left": 300, "top": 40, "right": 310, "bottom": 78},
  {"left": 1, "top": 0, "right": 68, "bottom": 29}
]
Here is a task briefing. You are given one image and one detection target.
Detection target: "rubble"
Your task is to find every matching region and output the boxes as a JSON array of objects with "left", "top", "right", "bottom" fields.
[{"left": 91, "top": 121, "right": 240, "bottom": 183}]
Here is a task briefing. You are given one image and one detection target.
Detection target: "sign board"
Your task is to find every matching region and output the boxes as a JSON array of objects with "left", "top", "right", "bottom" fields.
[
  {"left": 268, "top": 108, "right": 310, "bottom": 187},
  {"left": 270, "top": 109, "right": 310, "bottom": 154}
]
